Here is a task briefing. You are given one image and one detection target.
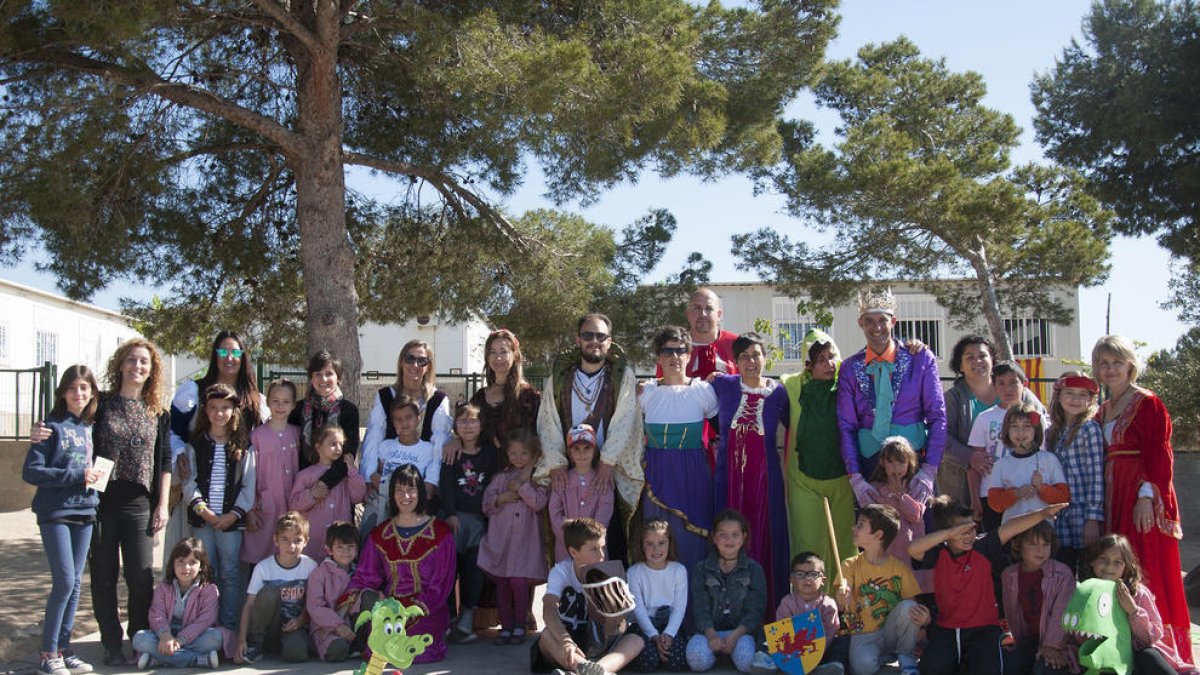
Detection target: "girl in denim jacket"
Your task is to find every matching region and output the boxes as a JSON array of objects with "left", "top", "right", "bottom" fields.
[{"left": 686, "top": 509, "right": 767, "bottom": 673}]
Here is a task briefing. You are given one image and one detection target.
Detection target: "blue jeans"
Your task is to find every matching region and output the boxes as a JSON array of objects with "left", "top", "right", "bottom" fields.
[
  {"left": 39, "top": 520, "right": 93, "bottom": 653},
  {"left": 192, "top": 525, "right": 243, "bottom": 630},
  {"left": 132, "top": 628, "right": 223, "bottom": 668}
]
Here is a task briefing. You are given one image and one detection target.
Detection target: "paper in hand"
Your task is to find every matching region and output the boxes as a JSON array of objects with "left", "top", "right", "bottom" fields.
[{"left": 91, "top": 456, "right": 115, "bottom": 492}]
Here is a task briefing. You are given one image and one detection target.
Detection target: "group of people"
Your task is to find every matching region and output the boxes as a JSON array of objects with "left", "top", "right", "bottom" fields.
[{"left": 19, "top": 286, "right": 1195, "bottom": 675}]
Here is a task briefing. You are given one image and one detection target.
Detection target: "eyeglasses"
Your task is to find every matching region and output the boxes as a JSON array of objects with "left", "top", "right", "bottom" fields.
[
  {"left": 403, "top": 354, "right": 431, "bottom": 367},
  {"left": 215, "top": 348, "right": 244, "bottom": 359},
  {"left": 579, "top": 331, "right": 610, "bottom": 343},
  {"left": 659, "top": 347, "right": 688, "bottom": 357},
  {"left": 791, "top": 571, "right": 825, "bottom": 581}
]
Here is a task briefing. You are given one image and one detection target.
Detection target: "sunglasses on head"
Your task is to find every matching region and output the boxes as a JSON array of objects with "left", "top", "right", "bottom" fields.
[
  {"left": 403, "top": 354, "right": 431, "bottom": 367},
  {"left": 579, "top": 331, "right": 610, "bottom": 343},
  {"left": 215, "top": 348, "right": 243, "bottom": 359},
  {"left": 658, "top": 346, "right": 688, "bottom": 357}
]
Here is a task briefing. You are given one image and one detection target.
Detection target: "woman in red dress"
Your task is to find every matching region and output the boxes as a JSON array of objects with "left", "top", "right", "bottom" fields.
[{"left": 1093, "top": 335, "right": 1193, "bottom": 665}]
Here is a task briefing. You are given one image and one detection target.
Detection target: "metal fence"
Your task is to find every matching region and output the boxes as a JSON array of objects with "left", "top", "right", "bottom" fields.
[
  {"left": 0, "top": 362, "right": 57, "bottom": 440},
  {"left": 262, "top": 369, "right": 500, "bottom": 409}
]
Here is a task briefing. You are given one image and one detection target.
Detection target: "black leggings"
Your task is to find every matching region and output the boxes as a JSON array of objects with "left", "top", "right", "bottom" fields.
[{"left": 91, "top": 496, "right": 155, "bottom": 650}]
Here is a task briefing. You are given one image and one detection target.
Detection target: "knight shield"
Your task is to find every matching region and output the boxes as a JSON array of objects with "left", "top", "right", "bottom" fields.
[{"left": 764, "top": 609, "right": 827, "bottom": 675}]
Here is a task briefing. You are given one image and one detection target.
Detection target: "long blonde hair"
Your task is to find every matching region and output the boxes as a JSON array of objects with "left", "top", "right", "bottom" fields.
[
  {"left": 1047, "top": 371, "right": 1099, "bottom": 448},
  {"left": 105, "top": 338, "right": 167, "bottom": 416}
]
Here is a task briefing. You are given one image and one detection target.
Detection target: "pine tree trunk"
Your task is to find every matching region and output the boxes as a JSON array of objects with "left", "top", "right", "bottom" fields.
[
  {"left": 291, "top": 36, "right": 362, "bottom": 404},
  {"left": 970, "top": 253, "right": 1014, "bottom": 362}
]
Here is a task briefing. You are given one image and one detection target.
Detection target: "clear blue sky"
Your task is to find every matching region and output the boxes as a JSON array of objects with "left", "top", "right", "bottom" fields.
[{"left": 4, "top": 0, "right": 1186, "bottom": 355}]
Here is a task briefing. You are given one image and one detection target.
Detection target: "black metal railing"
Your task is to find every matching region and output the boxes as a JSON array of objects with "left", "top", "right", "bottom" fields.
[{"left": 0, "top": 362, "right": 57, "bottom": 440}]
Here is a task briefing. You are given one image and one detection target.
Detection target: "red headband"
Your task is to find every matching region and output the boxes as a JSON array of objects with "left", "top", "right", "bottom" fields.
[{"left": 1054, "top": 375, "right": 1099, "bottom": 395}]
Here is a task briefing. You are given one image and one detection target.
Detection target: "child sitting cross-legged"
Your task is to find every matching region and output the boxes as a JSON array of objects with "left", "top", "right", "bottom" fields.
[
  {"left": 534, "top": 517, "right": 644, "bottom": 675},
  {"left": 306, "top": 521, "right": 358, "bottom": 663},
  {"left": 909, "top": 496, "right": 1066, "bottom": 675},
  {"left": 837, "top": 504, "right": 927, "bottom": 675}
]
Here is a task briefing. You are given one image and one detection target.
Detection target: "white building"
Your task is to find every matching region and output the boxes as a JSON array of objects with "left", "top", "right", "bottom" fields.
[
  {"left": 707, "top": 281, "right": 1082, "bottom": 385},
  {"left": 0, "top": 278, "right": 141, "bottom": 436}
]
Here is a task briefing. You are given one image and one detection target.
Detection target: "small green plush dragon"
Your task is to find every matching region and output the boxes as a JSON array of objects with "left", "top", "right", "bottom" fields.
[
  {"left": 353, "top": 598, "right": 433, "bottom": 675},
  {"left": 1061, "top": 578, "right": 1132, "bottom": 675}
]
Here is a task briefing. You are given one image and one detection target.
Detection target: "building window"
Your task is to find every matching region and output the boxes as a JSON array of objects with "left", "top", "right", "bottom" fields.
[
  {"left": 1004, "top": 318, "right": 1053, "bottom": 358},
  {"left": 775, "top": 320, "right": 826, "bottom": 361},
  {"left": 894, "top": 319, "right": 942, "bottom": 356},
  {"left": 771, "top": 297, "right": 827, "bottom": 362},
  {"left": 35, "top": 330, "right": 58, "bottom": 366}
]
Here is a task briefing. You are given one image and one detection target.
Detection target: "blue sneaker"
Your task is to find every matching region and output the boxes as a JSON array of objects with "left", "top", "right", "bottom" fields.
[{"left": 242, "top": 645, "right": 264, "bottom": 664}]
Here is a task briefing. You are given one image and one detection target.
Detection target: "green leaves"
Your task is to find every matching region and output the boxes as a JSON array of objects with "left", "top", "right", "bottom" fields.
[
  {"left": 738, "top": 37, "right": 1112, "bottom": 358},
  {"left": 1033, "top": 0, "right": 1200, "bottom": 261}
]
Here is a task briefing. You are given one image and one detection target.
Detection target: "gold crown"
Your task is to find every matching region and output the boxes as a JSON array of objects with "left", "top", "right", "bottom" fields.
[{"left": 857, "top": 287, "right": 897, "bottom": 316}]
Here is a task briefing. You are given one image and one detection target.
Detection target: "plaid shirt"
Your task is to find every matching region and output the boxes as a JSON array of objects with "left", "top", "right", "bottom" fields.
[{"left": 1049, "top": 419, "right": 1106, "bottom": 547}]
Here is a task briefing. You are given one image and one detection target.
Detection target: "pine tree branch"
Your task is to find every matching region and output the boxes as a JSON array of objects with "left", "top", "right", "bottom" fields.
[
  {"left": 15, "top": 47, "right": 302, "bottom": 155},
  {"left": 248, "top": 0, "right": 323, "bottom": 54}
]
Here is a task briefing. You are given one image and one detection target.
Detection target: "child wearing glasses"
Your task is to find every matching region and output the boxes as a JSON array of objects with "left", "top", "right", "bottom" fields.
[{"left": 767, "top": 552, "right": 848, "bottom": 673}]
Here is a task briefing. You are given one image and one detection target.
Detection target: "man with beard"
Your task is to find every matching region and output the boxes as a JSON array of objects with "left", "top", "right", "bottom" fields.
[
  {"left": 537, "top": 313, "right": 644, "bottom": 562},
  {"left": 837, "top": 289, "right": 947, "bottom": 508}
]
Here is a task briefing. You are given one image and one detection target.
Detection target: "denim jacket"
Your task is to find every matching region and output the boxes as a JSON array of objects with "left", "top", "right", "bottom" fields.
[{"left": 690, "top": 551, "right": 767, "bottom": 635}]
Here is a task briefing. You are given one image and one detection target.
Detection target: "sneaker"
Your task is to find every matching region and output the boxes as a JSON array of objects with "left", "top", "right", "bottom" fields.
[
  {"left": 60, "top": 651, "right": 93, "bottom": 674},
  {"left": 38, "top": 654, "right": 69, "bottom": 675},
  {"left": 242, "top": 645, "right": 264, "bottom": 664},
  {"left": 750, "top": 650, "right": 778, "bottom": 673},
  {"left": 576, "top": 659, "right": 608, "bottom": 675},
  {"left": 447, "top": 626, "right": 478, "bottom": 644},
  {"left": 135, "top": 651, "right": 153, "bottom": 670},
  {"left": 199, "top": 650, "right": 220, "bottom": 669},
  {"left": 492, "top": 630, "right": 512, "bottom": 646},
  {"left": 898, "top": 653, "right": 919, "bottom": 675}
]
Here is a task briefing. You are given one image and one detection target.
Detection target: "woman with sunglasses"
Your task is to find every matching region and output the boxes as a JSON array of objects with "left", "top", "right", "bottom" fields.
[
  {"left": 164, "top": 332, "right": 266, "bottom": 567},
  {"left": 360, "top": 340, "right": 453, "bottom": 483},
  {"left": 637, "top": 325, "right": 718, "bottom": 569}
]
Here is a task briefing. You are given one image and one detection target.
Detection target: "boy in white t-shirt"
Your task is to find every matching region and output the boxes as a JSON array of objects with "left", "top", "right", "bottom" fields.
[
  {"left": 235, "top": 511, "right": 318, "bottom": 664},
  {"left": 359, "top": 397, "right": 438, "bottom": 534},
  {"left": 533, "top": 518, "right": 643, "bottom": 675},
  {"left": 967, "top": 361, "right": 1048, "bottom": 528}
]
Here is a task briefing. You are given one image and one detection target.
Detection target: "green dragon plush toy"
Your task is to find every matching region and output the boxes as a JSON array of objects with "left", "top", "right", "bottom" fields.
[
  {"left": 1061, "top": 578, "right": 1132, "bottom": 675},
  {"left": 353, "top": 598, "right": 433, "bottom": 675}
]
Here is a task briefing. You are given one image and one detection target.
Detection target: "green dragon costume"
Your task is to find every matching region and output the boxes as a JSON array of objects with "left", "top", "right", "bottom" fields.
[
  {"left": 353, "top": 598, "right": 433, "bottom": 675},
  {"left": 1062, "top": 578, "right": 1132, "bottom": 675}
]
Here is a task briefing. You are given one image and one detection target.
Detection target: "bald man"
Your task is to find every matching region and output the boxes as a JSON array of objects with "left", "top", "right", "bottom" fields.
[{"left": 663, "top": 288, "right": 738, "bottom": 379}]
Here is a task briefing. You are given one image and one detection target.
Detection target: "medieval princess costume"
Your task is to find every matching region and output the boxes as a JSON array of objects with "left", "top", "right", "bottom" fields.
[
  {"left": 712, "top": 373, "right": 790, "bottom": 612},
  {"left": 1099, "top": 388, "right": 1193, "bottom": 665}
]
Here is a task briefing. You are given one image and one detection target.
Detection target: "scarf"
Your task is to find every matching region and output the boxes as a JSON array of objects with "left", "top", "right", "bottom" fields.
[{"left": 301, "top": 385, "right": 343, "bottom": 463}]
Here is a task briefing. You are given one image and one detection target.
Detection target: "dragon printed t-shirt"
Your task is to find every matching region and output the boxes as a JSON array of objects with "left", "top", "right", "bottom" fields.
[
  {"left": 840, "top": 553, "right": 919, "bottom": 634},
  {"left": 921, "top": 529, "right": 1006, "bottom": 629}
]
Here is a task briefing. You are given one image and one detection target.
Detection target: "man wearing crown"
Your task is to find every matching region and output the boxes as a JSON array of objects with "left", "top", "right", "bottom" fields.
[{"left": 836, "top": 288, "right": 947, "bottom": 507}]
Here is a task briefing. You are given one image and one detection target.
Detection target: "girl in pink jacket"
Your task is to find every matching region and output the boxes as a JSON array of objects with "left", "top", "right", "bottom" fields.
[
  {"left": 132, "top": 537, "right": 223, "bottom": 669},
  {"left": 289, "top": 427, "right": 367, "bottom": 561}
]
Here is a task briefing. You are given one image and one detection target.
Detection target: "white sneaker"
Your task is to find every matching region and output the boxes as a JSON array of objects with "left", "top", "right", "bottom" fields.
[
  {"left": 38, "top": 654, "right": 69, "bottom": 675},
  {"left": 200, "top": 650, "right": 220, "bottom": 669},
  {"left": 135, "top": 651, "right": 153, "bottom": 670},
  {"left": 60, "top": 651, "right": 93, "bottom": 675}
]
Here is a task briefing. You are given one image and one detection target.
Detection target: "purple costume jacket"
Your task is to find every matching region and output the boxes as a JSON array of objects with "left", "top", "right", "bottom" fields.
[{"left": 836, "top": 339, "right": 947, "bottom": 476}]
